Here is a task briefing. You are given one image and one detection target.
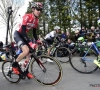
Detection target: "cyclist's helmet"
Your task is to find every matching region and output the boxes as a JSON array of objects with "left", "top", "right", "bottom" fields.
[
  {"left": 31, "top": 2, "right": 43, "bottom": 9},
  {"left": 97, "top": 18, "right": 100, "bottom": 27},
  {"left": 78, "top": 37, "right": 84, "bottom": 43},
  {"left": 54, "top": 26, "right": 61, "bottom": 30}
]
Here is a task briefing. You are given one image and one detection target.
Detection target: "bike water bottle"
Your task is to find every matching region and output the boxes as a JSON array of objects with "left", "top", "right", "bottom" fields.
[
  {"left": 23, "top": 60, "right": 28, "bottom": 67},
  {"left": 19, "top": 62, "right": 25, "bottom": 71}
]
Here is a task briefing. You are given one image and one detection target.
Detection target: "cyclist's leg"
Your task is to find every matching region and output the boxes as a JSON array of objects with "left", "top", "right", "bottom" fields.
[
  {"left": 44, "top": 39, "right": 53, "bottom": 56},
  {"left": 13, "top": 46, "right": 33, "bottom": 78},
  {"left": 24, "top": 54, "right": 34, "bottom": 78},
  {"left": 12, "top": 31, "right": 29, "bottom": 75},
  {"left": 47, "top": 46, "right": 52, "bottom": 56}
]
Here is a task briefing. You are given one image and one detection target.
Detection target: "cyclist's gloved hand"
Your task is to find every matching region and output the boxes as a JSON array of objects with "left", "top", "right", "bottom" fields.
[
  {"left": 29, "top": 42, "right": 37, "bottom": 49},
  {"left": 36, "top": 40, "right": 42, "bottom": 44}
]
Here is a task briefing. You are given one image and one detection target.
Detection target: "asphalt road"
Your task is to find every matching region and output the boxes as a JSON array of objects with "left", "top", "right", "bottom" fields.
[{"left": 0, "top": 60, "right": 100, "bottom": 90}]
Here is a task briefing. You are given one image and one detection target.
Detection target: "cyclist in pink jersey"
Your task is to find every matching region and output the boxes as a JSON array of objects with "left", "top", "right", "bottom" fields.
[{"left": 12, "top": 2, "right": 43, "bottom": 79}]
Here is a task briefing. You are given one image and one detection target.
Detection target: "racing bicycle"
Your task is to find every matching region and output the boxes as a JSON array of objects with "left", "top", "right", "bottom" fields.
[
  {"left": 36, "top": 40, "right": 71, "bottom": 63},
  {"left": 2, "top": 44, "right": 63, "bottom": 85},
  {"left": 69, "top": 41, "right": 100, "bottom": 74}
]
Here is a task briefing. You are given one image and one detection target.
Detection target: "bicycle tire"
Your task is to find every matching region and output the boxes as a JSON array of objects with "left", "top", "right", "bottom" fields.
[
  {"left": 69, "top": 48, "right": 98, "bottom": 74},
  {"left": 30, "top": 55, "right": 63, "bottom": 85},
  {"left": 55, "top": 47, "right": 71, "bottom": 63},
  {"left": 2, "top": 60, "right": 21, "bottom": 83}
]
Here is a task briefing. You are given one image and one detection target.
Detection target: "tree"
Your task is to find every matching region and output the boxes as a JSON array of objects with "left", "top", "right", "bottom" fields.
[
  {"left": 71, "top": 0, "right": 100, "bottom": 29},
  {"left": 26, "top": 0, "right": 100, "bottom": 38},
  {"left": 0, "top": 0, "right": 24, "bottom": 44},
  {"left": 48, "top": 0, "right": 71, "bottom": 32}
]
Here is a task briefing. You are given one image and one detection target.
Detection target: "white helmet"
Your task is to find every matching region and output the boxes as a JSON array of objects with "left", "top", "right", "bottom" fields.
[
  {"left": 97, "top": 19, "right": 100, "bottom": 26},
  {"left": 54, "top": 26, "right": 60, "bottom": 30}
]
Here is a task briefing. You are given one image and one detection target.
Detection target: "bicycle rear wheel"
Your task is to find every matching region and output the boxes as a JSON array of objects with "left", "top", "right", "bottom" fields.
[
  {"left": 30, "top": 55, "right": 63, "bottom": 85},
  {"left": 2, "top": 60, "right": 21, "bottom": 83},
  {"left": 70, "top": 49, "right": 98, "bottom": 74},
  {"left": 55, "top": 47, "right": 71, "bottom": 63}
]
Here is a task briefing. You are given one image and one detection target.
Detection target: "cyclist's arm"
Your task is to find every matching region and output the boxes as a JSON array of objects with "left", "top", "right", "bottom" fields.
[
  {"left": 55, "top": 34, "right": 62, "bottom": 42},
  {"left": 56, "top": 36, "right": 61, "bottom": 42},
  {"left": 32, "top": 28, "right": 38, "bottom": 41},
  {"left": 21, "top": 25, "right": 30, "bottom": 43}
]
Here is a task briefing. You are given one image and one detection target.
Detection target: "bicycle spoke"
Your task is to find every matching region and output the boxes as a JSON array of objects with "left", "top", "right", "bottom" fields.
[
  {"left": 30, "top": 55, "right": 62, "bottom": 85},
  {"left": 2, "top": 61, "right": 21, "bottom": 83}
]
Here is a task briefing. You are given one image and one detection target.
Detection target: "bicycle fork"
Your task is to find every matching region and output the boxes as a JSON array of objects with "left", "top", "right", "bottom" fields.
[{"left": 34, "top": 57, "right": 46, "bottom": 72}]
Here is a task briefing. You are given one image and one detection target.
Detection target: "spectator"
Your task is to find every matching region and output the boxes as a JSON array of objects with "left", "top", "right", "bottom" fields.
[
  {"left": 95, "top": 27, "right": 100, "bottom": 35},
  {"left": 91, "top": 26, "right": 96, "bottom": 33},
  {"left": 86, "top": 26, "right": 95, "bottom": 42},
  {"left": 73, "top": 30, "right": 81, "bottom": 42},
  {"left": 66, "top": 31, "right": 72, "bottom": 40},
  {"left": 79, "top": 27, "right": 87, "bottom": 38},
  {"left": 66, "top": 38, "right": 75, "bottom": 50},
  {"left": 60, "top": 30, "right": 67, "bottom": 40}
]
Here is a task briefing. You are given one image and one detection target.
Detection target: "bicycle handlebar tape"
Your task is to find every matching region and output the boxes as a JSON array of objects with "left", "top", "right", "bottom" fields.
[{"left": 29, "top": 42, "right": 37, "bottom": 49}]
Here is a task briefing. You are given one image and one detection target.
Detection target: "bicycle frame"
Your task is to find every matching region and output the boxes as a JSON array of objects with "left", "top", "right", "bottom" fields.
[
  {"left": 50, "top": 41, "right": 64, "bottom": 56},
  {"left": 18, "top": 51, "right": 46, "bottom": 79},
  {"left": 82, "top": 41, "right": 100, "bottom": 61}
]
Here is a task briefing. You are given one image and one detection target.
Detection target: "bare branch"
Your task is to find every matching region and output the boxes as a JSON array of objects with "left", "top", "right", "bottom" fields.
[{"left": 0, "top": 0, "right": 24, "bottom": 42}]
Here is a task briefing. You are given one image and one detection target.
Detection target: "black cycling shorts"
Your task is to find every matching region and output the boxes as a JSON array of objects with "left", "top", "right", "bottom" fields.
[
  {"left": 45, "top": 38, "right": 54, "bottom": 46},
  {"left": 14, "top": 30, "right": 25, "bottom": 48}
]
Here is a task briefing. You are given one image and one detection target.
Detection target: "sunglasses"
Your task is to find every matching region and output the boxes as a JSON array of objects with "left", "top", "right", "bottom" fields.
[{"left": 36, "top": 8, "right": 42, "bottom": 12}]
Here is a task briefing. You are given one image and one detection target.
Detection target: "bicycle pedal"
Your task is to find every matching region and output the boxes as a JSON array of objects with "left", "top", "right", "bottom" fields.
[
  {"left": 7, "top": 70, "right": 12, "bottom": 78},
  {"left": 19, "top": 74, "right": 26, "bottom": 80}
]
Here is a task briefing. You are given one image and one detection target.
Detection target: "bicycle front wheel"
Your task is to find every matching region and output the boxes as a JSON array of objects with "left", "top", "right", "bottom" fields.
[
  {"left": 70, "top": 48, "right": 98, "bottom": 74},
  {"left": 2, "top": 60, "right": 21, "bottom": 83},
  {"left": 30, "top": 55, "right": 63, "bottom": 85},
  {"left": 55, "top": 47, "right": 71, "bottom": 63}
]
